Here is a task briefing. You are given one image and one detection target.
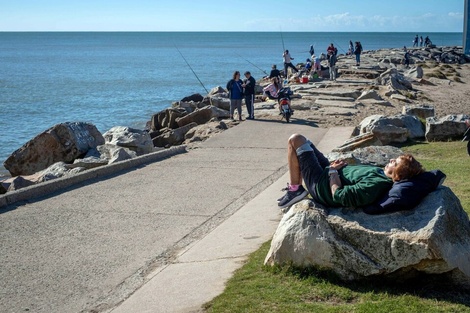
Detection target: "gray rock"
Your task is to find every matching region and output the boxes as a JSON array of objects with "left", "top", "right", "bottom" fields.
[
  {"left": 404, "top": 66, "right": 424, "bottom": 79},
  {"left": 108, "top": 147, "right": 136, "bottom": 164},
  {"left": 184, "top": 120, "right": 228, "bottom": 143},
  {"left": 3, "top": 122, "right": 104, "bottom": 177},
  {"left": 151, "top": 108, "right": 187, "bottom": 130},
  {"left": 265, "top": 187, "right": 470, "bottom": 285},
  {"left": 357, "top": 89, "right": 383, "bottom": 101},
  {"left": 152, "top": 122, "right": 198, "bottom": 147},
  {"left": 425, "top": 114, "right": 470, "bottom": 141},
  {"left": 402, "top": 105, "right": 435, "bottom": 119},
  {"left": 358, "top": 114, "right": 424, "bottom": 144},
  {"left": 206, "top": 96, "right": 230, "bottom": 111},
  {"left": 176, "top": 105, "right": 229, "bottom": 127},
  {"left": 328, "top": 145, "right": 403, "bottom": 167},
  {"left": 103, "top": 126, "right": 154, "bottom": 155}
]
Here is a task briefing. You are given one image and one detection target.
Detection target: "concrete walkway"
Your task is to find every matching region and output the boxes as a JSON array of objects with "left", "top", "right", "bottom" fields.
[{"left": 0, "top": 118, "right": 353, "bottom": 313}]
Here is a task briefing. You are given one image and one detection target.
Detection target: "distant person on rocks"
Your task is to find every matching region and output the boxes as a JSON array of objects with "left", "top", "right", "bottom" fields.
[
  {"left": 424, "top": 36, "right": 432, "bottom": 47},
  {"left": 327, "top": 51, "right": 337, "bottom": 81},
  {"left": 283, "top": 50, "right": 298, "bottom": 77},
  {"left": 277, "top": 133, "right": 443, "bottom": 213},
  {"left": 309, "top": 45, "right": 315, "bottom": 56},
  {"left": 413, "top": 34, "right": 419, "bottom": 47},
  {"left": 269, "top": 64, "right": 281, "bottom": 79},
  {"left": 226, "top": 71, "right": 244, "bottom": 121},
  {"left": 243, "top": 71, "right": 256, "bottom": 120},
  {"left": 403, "top": 49, "right": 410, "bottom": 68},
  {"left": 327, "top": 43, "right": 337, "bottom": 56},
  {"left": 312, "top": 55, "right": 321, "bottom": 76},
  {"left": 420, "top": 36, "right": 424, "bottom": 47},
  {"left": 262, "top": 77, "right": 281, "bottom": 100},
  {"left": 348, "top": 40, "right": 354, "bottom": 55},
  {"left": 354, "top": 41, "right": 363, "bottom": 66}
]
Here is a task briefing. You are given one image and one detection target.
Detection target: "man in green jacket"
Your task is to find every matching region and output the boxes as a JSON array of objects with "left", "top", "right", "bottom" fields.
[{"left": 278, "top": 133, "right": 396, "bottom": 209}]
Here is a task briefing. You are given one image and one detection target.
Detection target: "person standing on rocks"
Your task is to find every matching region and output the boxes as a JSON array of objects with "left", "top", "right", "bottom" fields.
[
  {"left": 348, "top": 40, "right": 354, "bottom": 55},
  {"left": 283, "top": 50, "right": 298, "bottom": 77},
  {"left": 269, "top": 64, "right": 281, "bottom": 80},
  {"left": 327, "top": 43, "right": 337, "bottom": 56},
  {"left": 413, "top": 34, "right": 419, "bottom": 47},
  {"left": 354, "top": 41, "right": 363, "bottom": 66},
  {"left": 309, "top": 45, "right": 315, "bottom": 57},
  {"left": 226, "top": 71, "right": 244, "bottom": 121},
  {"left": 327, "top": 51, "right": 337, "bottom": 81},
  {"left": 420, "top": 36, "right": 424, "bottom": 47},
  {"left": 243, "top": 71, "right": 256, "bottom": 120}
]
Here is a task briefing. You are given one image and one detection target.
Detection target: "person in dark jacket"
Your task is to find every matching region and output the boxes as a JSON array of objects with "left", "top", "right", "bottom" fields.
[
  {"left": 243, "top": 71, "right": 256, "bottom": 120},
  {"left": 277, "top": 133, "right": 441, "bottom": 211},
  {"left": 268, "top": 64, "right": 281, "bottom": 79},
  {"left": 354, "top": 41, "right": 363, "bottom": 66}
]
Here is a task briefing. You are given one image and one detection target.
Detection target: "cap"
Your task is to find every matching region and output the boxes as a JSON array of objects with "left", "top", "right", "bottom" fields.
[{"left": 244, "top": 71, "right": 250, "bottom": 75}]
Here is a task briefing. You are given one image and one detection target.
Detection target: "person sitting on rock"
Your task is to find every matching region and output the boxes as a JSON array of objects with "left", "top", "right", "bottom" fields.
[
  {"left": 277, "top": 133, "right": 445, "bottom": 213},
  {"left": 262, "top": 77, "right": 281, "bottom": 100}
]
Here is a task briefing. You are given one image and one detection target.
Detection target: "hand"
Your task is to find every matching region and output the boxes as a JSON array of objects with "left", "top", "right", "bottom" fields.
[{"left": 330, "top": 159, "right": 347, "bottom": 170}]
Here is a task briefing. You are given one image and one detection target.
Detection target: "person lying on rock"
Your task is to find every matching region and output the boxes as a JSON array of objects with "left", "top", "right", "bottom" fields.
[{"left": 278, "top": 133, "right": 446, "bottom": 214}]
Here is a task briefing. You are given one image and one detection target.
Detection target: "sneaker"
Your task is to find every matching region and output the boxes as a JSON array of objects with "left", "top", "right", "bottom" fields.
[
  {"left": 277, "top": 183, "right": 290, "bottom": 202},
  {"left": 278, "top": 185, "right": 308, "bottom": 208}
]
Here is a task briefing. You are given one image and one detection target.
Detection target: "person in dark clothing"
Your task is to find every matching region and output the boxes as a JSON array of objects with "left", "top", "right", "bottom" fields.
[
  {"left": 309, "top": 45, "right": 315, "bottom": 56},
  {"left": 277, "top": 133, "right": 437, "bottom": 211},
  {"left": 354, "top": 41, "right": 363, "bottom": 66},
  {"left": 269, "top": 64, "right": 281, "bottom": 79},
  {"left": 243, "top": 71, "right": 256, "bottom": 120}
]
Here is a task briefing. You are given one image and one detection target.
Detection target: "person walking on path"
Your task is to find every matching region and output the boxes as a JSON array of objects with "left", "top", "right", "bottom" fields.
[
  {"left": 226, "top": 71, "right": 244, "bottom": 121},
  {"left": 283, "top": 50, "right": 298, "bottom": 77},
  {"left": 243, "top": 71, "right": 256, "bottom": 120},
  {"left": 327, "top": 51, "right": 337, "bottom": 81},
  {"left": 354, "top": 41, "right": 363, "bottom": 66}
]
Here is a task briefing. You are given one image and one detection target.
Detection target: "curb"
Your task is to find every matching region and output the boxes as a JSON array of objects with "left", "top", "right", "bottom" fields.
[{"left": 0, "top": 145, "right": 187, "bottom": 208}]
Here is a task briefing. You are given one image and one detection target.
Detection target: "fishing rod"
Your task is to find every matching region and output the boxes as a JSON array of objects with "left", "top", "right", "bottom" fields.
[
  {"left": 236, "top": 53, "right": 268, "bottom": 76},
  {"left": 328, "top": 38, "right": 347, "bottom": 54},
  {"left": 280, "top": 27, "right": 286, "bottom": 52},
  {"left": 174, "top": 45, "right": 209, "bottom": 94}
]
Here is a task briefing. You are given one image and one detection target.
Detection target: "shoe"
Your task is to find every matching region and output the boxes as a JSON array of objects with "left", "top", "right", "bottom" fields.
[
  {"left": 278, "top": 185, "right": 308, "bottom": 208},
  {"left": 277, "top": 183, "right": 289, "bottom": 202}
]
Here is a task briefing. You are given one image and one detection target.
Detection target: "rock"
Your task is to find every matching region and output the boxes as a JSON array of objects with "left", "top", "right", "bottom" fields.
[
  {"left": 328, "top": 145, "right": 403, "bottom": 167},
  {"left": 151, "top": 108, "right": 187, "bottom": 131},
  {"left": 404, "top": 66, "right": 424, "bottom": 79},
  {"left": 357, "top": 89, "right": 383, "bottom": 101},
  {"left": 180, "top": 93, "right": 204, "bottom": 103},
  {"left": 206, "top": 96, "right": 230, "bottom": 111},
  {"left": 2, "top": 176, "right": 36, "bottom": 192},
  {"left": 402, "top": 105, "right": 435, "bottom": 119},
  {"left": 108, "top": 147, "right": 136, "bottom": 164},
  {"left": 39, "top": 162, "right": 85, "bottom": 182},
  {"left": 184, "top": 120, "right": 228, "bottom": 143},
  {"left": 103, "top": 126, "right": 154, "bottom": 155},
  {"left": 152, "top": 122, "right": 198, "bottom": 147},
  {"left": 377, "top": 68, "right": 412, "bottom": 91},
  {"left": 265, "top": 187, "right": 470, "bottom": 286},
  {"left": 358, "top": 114, "right": 424, "bottom": 144},
  {"left": 176, "top": 105, "right": 230, "bottom": 127},
  {"left": 425, "top": 114, "right": 469, "bottom": 141},
  {"left": 208, "top": 86, "right": 226, "bottom": 96},
  {"left": 3, "top": 122, "right": 104, "bottom": 177},
  {"left": 332, "top": 132, "right": 383, "bottom": 152},
  {"left": 72, "top": 156, "right": 108, "bottom": 170}
]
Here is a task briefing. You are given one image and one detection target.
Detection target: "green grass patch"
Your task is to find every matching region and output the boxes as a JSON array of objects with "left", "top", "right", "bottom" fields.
[{"left": 204, "top": 141, "right": 470, "bottom": 313}]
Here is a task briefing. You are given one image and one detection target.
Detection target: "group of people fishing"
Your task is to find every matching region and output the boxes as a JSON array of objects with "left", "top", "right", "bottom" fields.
[{"left": 226, "top": 40, "right": 364, "bottom": 121}]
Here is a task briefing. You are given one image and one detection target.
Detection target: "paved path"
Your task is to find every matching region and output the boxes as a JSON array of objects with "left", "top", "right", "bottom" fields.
[{"left": 0, "top": 118, "right": 354, "bottom": 313}]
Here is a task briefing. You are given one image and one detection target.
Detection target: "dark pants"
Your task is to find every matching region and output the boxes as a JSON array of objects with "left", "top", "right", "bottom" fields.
[
  {"left": 284, "top": 62, "right": 298, "bottom": 76},
  {"left": 297, "top": 142, "right": 330, "bottom": 201},
  {"left": 245, "top": 94, "right": 254, "bottom": 118}
]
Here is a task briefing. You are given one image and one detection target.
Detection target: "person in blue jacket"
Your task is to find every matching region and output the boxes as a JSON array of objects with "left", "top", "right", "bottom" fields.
[{"left": 226, "top": 71, "right": 244, "bottom": 121}]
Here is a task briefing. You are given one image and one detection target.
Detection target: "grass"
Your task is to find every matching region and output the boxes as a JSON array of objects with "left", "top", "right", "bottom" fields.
[{"left": 204, "top": 141, "right": 470, "bottom": 313}]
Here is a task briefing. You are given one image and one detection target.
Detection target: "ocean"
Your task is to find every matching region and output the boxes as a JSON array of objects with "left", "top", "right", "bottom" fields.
[{"left": 0, "top": 31, "right": 464, "bottom": 178}]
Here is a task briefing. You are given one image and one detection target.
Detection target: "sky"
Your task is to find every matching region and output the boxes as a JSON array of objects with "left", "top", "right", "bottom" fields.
[{"left": 0, "top": 0, "right": 465, "bottom": 32}]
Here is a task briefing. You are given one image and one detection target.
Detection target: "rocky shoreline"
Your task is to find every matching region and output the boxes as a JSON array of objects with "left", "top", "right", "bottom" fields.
[{"left": 1, "top": 45, "right": 469, "bottom": 194}]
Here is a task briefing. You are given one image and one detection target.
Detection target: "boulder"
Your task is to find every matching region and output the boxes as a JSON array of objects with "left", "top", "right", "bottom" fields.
[
  {"left": 108, "top": 147, "right": 136, "bottom": 164},
  {"left": 328, "top": 145, "right": 404, "bottom": 167},
  {"left": 265, "top": 187, "right": 470, "bottom": 285},
  {"left": 176, "top": 105, "right": 230, "bottom": 127},
  {"left": 425, "top": 114, "right": 470, "bottom": 141},
  {"left": 357, "top": 89, "right": 383, "bottom": 101},
  {"left": 206, "top": 96, "right": 230, "bottom": 111},
  {"left": 184, "top": 120, "right": 228, "bottom": 143},
  {"left": 180, "top": 93, "right": 204, "bottom": 103},
  {"left": 39, "top": 162, "right": 85, "bottom": 182},
  {"left": 402, "top": 105, "right": 435, "bottom": 119},
  {"left": 152, "top": 122, "right": 198, "bottom": 147},
  {"left": 103, "top": 126, "right": 154, "bottom": 155},
  {"left": 3, "top": 122, "right": 104, "bottom": 177},
  {"left": 332, "top": 132, "right": 382, "bottom": 152},
  {"left": 358, "top": 114, "right": 424, "bottom": 144},
  {"left": 404, "top": 66, "right": 424, "bottom": 79},
  {"left": 151, "top": 108, "right": 186, "bottom": 131},
  {"left": 208, "top": 86, "right": 226, "bottom": 96}
]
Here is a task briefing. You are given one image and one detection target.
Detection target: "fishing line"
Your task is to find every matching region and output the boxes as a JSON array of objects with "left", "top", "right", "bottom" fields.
[
  {"left": 235, "top": 53, "right": 268, "bottom": 75},
  {"left": 174, "top": 45, "right": 209, "bottom": 94}
]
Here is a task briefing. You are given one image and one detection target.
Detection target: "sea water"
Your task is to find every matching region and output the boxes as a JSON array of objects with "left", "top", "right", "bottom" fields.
[{"left": 0, "top": 31, "right": 464, "bottom": 177}]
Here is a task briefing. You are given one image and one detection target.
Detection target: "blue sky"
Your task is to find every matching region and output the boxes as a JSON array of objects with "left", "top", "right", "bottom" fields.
[{"left": 0, "top": 0, "right": 465, "bottom": 32}]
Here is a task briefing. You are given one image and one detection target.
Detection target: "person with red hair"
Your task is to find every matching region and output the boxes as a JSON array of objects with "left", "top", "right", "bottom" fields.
[{"left": 278, "top": 133, "right": 445, "bottom": 214}]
